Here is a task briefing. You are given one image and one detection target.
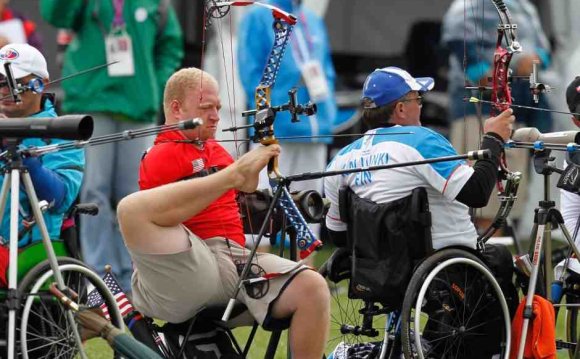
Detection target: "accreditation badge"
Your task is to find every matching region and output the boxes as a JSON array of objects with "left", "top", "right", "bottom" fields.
[
  {"left": 301, "top": 60, "right": 330, "bottom": 102},
  {"left": 105, "top": 28, "right": 135, "bottom": 77}
]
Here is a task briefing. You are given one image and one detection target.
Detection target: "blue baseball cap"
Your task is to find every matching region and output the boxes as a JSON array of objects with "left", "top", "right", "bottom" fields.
[{"left": 361, "top": 67, "right": 434, "bottom": 108}]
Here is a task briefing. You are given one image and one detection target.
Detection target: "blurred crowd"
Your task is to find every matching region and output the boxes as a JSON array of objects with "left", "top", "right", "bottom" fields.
[{"left": 3, "top": 0, "right": 580, "bottom": 289}]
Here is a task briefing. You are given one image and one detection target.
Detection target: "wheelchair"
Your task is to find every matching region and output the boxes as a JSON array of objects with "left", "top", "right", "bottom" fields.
[
  {"left": 320, "top": 187, "right": 513, "bottom": 359},
  {"left": 0, "top": 202, "right": 124, "bottom": 358}
]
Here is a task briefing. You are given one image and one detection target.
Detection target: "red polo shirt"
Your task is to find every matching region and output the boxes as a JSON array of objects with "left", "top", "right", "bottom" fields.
[{"left": 139, "top": 131, "right": 245, "bottom": 246}]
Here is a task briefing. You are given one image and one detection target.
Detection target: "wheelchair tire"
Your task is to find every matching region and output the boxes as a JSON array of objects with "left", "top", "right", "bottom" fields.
[
  {"left": 566, "top": 291, "right": 580, "bottom": 358},
  {"left": 400, "top": 248, "right": 511, "bottom": 359},
  {"left": 17, "top": 257, "right": 124, "bottom": 359}
]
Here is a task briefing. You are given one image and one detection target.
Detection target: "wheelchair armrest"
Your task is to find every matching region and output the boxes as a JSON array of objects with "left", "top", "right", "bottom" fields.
[
  {"left": 319, "top": 247, "right": 351, "bottom": 283},
  {"left": 70, "top": 203, "right": 99, "bottom": 217}
]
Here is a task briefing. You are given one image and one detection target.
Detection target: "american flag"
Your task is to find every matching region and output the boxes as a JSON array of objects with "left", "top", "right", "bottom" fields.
[
  {"left": 86, "top": 271, "right": 134, "bottom": 320},
  {"left": 191, "top": 158, "right": 204, "bottom": 173}
]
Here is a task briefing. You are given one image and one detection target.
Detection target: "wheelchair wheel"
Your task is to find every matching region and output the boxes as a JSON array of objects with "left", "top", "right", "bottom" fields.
[
  {"left": 401, "top": 248, "right": 511, "bottom": 359},
  {"left": 566, "top": 291, "right": 580, "bottom": 358},
  {"left": 17, "top": 257, "right": 124, "bottom": 359},
  {"left": 319, "top": 249, "right": 389, "bottom": 358}
]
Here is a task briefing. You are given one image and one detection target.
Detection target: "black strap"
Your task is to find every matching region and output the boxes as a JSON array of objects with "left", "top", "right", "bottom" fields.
[
  {"left": 92, "top": 0, "right": 109, "bottom": 37},
  {"left": 157, "top": 0, "right": 170, "bottom": 36}
]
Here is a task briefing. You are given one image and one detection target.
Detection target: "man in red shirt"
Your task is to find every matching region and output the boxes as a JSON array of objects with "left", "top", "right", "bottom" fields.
[{"left": 119, "top": 67, "right": 330, "bottom": 358}]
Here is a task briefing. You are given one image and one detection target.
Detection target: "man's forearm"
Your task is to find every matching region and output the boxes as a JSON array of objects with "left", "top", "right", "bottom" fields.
[{"left": 455, "top": 133, "right": 503, "bottom": 207}]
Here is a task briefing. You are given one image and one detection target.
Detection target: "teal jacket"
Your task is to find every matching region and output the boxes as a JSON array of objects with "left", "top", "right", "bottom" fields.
[
  {"left": 40, "top": 0, "right": 184, "bottom": 123},
  {"left": 0, "top": 100, "right": 85, "bottom": 246}
]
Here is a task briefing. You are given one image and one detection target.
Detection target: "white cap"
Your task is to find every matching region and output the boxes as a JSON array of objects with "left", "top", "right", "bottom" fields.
[{"left": 0, "top": 43, "right": 49, "bottom": 79}]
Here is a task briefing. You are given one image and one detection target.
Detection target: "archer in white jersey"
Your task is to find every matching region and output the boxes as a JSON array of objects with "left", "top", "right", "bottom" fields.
[{"left": 324, "top": 67, "right": 515, "bottom": 250}]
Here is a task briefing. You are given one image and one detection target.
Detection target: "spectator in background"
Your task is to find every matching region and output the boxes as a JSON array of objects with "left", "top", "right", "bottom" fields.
[
  {"left": 441, "top": 0, "right": 553, "bottom": 232},
  {"left": 557, "top": 77, "right": 580, "bottom": 276},
  {"left": 238, "top": 0, "right": 337, "bottom": 246},
  {"left": 0, "top": 0, "right": 42, "bottom": 50},
  {"left": 39, "top": 0, "right": 184, "bottom": 292},
  {"left": 0, "top": 44, "right": 83, "bottom": 286}
]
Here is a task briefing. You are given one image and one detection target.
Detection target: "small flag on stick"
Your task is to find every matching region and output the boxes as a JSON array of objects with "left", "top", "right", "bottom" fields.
[{"left": 86, "top": 267, "right": 133, "bottom": 320}]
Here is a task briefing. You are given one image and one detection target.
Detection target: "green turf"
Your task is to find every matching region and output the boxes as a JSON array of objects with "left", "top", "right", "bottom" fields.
[{"left": 73, "top": 244, "right": 580, "bottom": 357}]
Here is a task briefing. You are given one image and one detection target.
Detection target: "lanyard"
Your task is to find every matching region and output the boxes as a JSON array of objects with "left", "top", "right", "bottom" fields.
[
  {"left": 291, "top": 11, "right": 314, "bottom": 66},
  {"left": 92, "top": 0, "right": 126, "bottom": 35},
  {"left": 112, "top": 0, "right": 125, "bottom": 28}
]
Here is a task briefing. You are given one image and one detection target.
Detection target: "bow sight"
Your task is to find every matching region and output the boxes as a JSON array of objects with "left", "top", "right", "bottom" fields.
[
  {"left": 2, "top": 62, "right": 45, "bottom": 104},
  {"left": 0, "top": 62, "right": 117, "bottom": 102},
  {"left": 223, "top": 88, "right": 316, "bottom": 142}
]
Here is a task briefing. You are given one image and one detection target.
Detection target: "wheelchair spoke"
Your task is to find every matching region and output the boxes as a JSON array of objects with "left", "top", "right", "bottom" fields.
[
  {"left": 18, "top": 260, "right": 122, "bottom": 359},
  {"left": 402, "top": 249, "right": 510, "bottom": 359},
  {"left": 25, "top": 305, "right": 69, "bottom": 336}
]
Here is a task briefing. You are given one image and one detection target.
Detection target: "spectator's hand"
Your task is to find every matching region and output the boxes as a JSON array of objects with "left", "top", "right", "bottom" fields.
[
  {"left": 515, "top": 54, "right": 540, "bottom": 76},
  {"left": 231, "top": 145, "right": 281, "bottom": 193},
  {"left": 483, "top": 108, "right": 515, "bottom": 141}
]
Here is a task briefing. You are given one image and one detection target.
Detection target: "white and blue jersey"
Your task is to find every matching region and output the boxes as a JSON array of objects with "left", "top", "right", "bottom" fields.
[{"left": 324, "top": 125, "right": 478, "bottom": 249}]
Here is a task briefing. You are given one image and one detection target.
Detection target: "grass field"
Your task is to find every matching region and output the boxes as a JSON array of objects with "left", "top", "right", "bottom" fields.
[{"left": 76, "top": 244, "right": 577, "bottom": 358}]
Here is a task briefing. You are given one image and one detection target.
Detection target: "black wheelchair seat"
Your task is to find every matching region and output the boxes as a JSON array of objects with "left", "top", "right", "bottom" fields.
[{"left": 156, "top": 303, "right": 251, "bottom": 358}]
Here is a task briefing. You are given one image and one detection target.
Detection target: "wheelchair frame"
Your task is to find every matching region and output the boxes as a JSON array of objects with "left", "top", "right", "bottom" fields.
[
  {"left": 129, "top": 227, "right": 306, "bottom": 359},
  {"left": 0, "top": 140, "right": 123, "bottom": 358},
  {"left": 320, "top": 171, "right": 521, "bottom": 359},
  {"left": 321, "top": 245, "right": 512, "bottom": 359}
]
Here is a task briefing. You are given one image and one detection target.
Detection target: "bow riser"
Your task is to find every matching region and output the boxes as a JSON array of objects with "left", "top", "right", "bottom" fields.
[
  {"left": 237, "top": 2, "right": 321, "bottom": 258},
  {"left": 490, "top": 0, "right": 522, "bottom": 116},
  {"left": 491, "top": 45, "right": 513, "bottom": 115}
]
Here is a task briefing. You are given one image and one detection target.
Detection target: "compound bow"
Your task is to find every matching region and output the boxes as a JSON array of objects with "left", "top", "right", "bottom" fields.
[
  {"left": 206, "top": 0, "right": 322, "bottom": 260},
  {"left": 204, "top": 0, "right": 323, "bottom": 322}
]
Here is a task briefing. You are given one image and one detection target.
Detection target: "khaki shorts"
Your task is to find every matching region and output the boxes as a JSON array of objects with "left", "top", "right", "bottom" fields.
[
  {"left": 130, "top": 230, "right": 307, "bottom": 329},
  {"left": 450, "top": 116, "right": 528, "bottom": 219}
]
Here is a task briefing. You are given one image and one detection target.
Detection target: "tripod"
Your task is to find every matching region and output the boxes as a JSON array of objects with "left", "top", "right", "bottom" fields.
[
  {"left": 516, "top": 149, "right": 580, "bottom": 359},
  {"left": 0, "top": 118, "right": 202, "bottom": 358},
  {"left": 0, "top": 138, "right": 84, "bottom": 358}
]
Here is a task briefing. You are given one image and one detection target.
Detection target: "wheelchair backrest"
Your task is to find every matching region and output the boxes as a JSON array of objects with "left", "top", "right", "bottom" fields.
[
  {"left": 338, "top": 186, "right": 433, "bottom": 259},
  {"left": 337, "top": 187, "right": 434, "bottom": 307}
]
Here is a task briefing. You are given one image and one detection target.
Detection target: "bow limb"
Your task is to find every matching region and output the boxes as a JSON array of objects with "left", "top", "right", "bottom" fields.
[{"left": 206, "top": 1, "right": 296, "bottom": 25}]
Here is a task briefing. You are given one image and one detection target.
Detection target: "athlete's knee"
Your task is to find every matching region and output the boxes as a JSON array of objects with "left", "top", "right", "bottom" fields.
[
  {"left": 116, "top": 193, "right": 140, "bottom": 227},
  {"left": 295, "top": 270, "right": 330, "bottom": 310}
]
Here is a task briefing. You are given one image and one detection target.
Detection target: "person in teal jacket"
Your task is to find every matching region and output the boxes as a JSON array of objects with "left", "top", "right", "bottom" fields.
[
  {"left": 237, "top": 0, "right": 336, "bottom": 245},
  {"left": 40, "top": 0, "right": 183, "bottom": 291},
  {"left": 0, "top": 44, "right": 84, "bottom": 286}
]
